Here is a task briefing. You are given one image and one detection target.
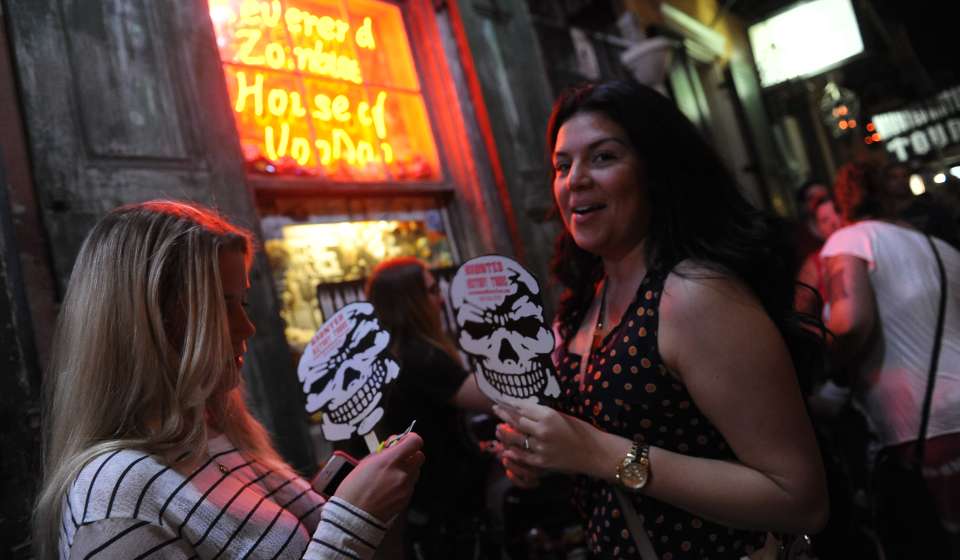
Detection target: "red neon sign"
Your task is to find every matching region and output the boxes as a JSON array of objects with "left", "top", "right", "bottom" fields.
[{"left": 209, "top": 0, "right": 441, "bottom": 182}]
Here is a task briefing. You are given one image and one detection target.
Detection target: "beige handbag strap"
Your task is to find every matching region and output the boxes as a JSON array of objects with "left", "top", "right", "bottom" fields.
[
  {"left": 614, "top": 489, "right": 789, "bottom": 559},
  {"left": 613, "top": 487, "right": 658, "bottom": 560}
]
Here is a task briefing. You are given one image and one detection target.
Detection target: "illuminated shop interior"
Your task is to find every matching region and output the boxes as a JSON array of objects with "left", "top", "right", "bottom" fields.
[{"left": 261, "top": 207, "right": 456, "bottom": 351}]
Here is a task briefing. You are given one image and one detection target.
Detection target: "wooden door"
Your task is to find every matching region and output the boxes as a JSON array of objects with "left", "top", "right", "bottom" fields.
[{"left": 4, "top": 0, "right": 313, "bottom": 470}]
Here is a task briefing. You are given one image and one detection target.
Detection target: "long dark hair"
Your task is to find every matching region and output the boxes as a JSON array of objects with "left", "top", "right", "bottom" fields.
[
  {"left": 365, "top": 257, "right": 459, "bottom": 361},
  {"left": 547, "top": 81, "right": 822, "bottom": 384}
]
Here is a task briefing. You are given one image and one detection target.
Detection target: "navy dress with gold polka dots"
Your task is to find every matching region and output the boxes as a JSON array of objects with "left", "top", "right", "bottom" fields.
[{"left": 554, "top": 266, "right": 767, "bottom": 559}]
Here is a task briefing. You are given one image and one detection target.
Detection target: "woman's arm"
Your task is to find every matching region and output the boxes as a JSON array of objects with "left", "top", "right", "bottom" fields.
[
  {"left": 332, "top": 432, "right": 424, "bottom": 521},
  {"left": 449, "top": 373, "right": 494, "bottom": 413},
  {"left": 496, "top": 270, "right": 827, "bottom": 534},
  {"left": 307, "top": 497, "right": 388, "bottom": 560},
  {"left": 69, "top": 519, "right": 193, "bottom": 558},
  {"left": 795, "top": 253, "right": 822, "bottom": 316},
  {"left": 822, "top": 254, "right": 876, "bottom": 370},
  {"left": 648, "top": 270, "right": 828, "bottom": 533},
  {"left": 310, "top": 433, "right": 424, "bottom": 559}
]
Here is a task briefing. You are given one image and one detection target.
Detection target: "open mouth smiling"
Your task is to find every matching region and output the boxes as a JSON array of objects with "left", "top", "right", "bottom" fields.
[{"left": 572, "top": 203, "right": 607, "bottom": 216}]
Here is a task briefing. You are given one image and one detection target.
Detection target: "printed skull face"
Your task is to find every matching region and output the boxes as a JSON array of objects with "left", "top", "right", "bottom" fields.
[
  {"left": 451, "top": 257, "right": 560, "bottom": 403},
  {"left": 298, "top": 302, "right": 400, "bottom": 441}
]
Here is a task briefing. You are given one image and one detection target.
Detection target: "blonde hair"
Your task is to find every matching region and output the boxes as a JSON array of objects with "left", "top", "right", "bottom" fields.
[{"left": 34, "top": 200, "right": 288, "bottom": 557}]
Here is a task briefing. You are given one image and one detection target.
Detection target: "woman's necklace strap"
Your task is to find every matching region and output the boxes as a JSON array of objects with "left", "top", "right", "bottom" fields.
[{"left": 591, "top": 279, "right": 608, "bottom": 353}]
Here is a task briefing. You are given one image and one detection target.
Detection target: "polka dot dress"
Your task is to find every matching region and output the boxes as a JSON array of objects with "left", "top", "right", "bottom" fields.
[{"left": 554, "top": 267, "right": 766, "bottom": 559}]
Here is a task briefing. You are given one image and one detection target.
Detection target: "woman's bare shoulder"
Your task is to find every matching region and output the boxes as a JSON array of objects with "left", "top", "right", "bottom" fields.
[{"left": 663, "top": 259, "right": 758, "bottom": 316}]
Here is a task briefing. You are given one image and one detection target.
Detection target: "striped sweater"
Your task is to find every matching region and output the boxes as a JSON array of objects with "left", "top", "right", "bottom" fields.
[{"left": 59, "top": 434, "right": 385, "bottom": 559}]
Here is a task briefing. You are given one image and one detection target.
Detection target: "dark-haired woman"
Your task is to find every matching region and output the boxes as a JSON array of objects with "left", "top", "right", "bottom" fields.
[
  {"left": 494, "top": 81, "right": 827, "bottom": 559},
  {"left": 365, "top": 257, "right": 497, "bottom": 558}
]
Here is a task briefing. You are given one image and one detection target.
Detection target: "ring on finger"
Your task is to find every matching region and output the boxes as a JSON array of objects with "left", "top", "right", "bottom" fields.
[{"left": 523, "top": 436, "right": 530, "bottom": 451}]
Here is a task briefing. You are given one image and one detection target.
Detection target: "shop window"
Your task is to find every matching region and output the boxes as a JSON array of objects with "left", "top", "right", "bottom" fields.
[
  {"left": 209, "top": 0, "right": 441, "bottom": 182},
  {"left": 257, "top": 194, "right": 457, "bottom": 351},
  {"left": 209, "top": 0, "right": 466, "bottom": 353}
]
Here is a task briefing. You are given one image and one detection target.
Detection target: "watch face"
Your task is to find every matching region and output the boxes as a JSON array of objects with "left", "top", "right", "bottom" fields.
[{"left": 621, "top": 462, "right": 648, "bottom": 489}]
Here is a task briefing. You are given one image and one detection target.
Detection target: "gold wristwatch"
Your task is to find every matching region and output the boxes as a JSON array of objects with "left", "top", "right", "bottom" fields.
[{"left": 616, "top": 442, "right": 650, "bottom": 491}]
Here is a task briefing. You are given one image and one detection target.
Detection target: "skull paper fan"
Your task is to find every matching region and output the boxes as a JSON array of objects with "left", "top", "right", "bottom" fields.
[
  {"left": 297, "top": 302, "right": 400, "bottom": 441},
  {"left": 450, "top": 255, "right": 560, "bottom": 405}
]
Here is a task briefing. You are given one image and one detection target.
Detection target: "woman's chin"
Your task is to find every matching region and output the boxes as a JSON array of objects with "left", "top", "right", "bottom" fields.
[
  {"left": 571, "top": 231, "right": 645, "bottom": 260},
  {"left": 570, "top": 233, "right": 606, "bottom": 256}
]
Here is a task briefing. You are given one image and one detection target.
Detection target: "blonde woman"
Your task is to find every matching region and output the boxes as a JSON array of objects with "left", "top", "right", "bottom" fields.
[{"left": 34, "top": 201, "right": 424, "bottom": 559}]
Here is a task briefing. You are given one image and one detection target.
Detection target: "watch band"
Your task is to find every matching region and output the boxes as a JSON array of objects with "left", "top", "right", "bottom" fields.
[
  {"left": 637, "top": 443, "right": 650, "bottom": 469},
  {"left": 616, "top": 442, "right": 640, "bottom": 480},
  {"left": 622, "top": 442, "right": 639, "bottom": 467}
]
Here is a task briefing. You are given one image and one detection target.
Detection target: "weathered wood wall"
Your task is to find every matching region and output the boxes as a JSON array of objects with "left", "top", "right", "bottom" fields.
[{"left": 3, "top": 0, "right": 315, "bottom": 483}]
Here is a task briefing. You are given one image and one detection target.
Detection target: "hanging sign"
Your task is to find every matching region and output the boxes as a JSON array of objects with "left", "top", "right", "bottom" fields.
[
  {"left": 872, "top": 85, "right": 960, "bottom": 162},
  {"left": 209, "top": 0, "right": 440, "bottom": 181},
  {"left": 450, "top": 255, "right": 560, "bottom": 405}
]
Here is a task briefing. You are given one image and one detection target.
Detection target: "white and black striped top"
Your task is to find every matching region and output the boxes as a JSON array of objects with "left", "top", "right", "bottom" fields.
[{"left": 59, "top": 435, "right": 386, "bottom": 559}]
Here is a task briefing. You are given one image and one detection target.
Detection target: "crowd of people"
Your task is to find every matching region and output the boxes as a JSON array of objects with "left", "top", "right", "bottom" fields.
[
  {"left": 35, "top": 79, "right": 959, "bottom": 559},
  {"left": 796, "top": 159, "right": 960, "bottom": 559}
]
